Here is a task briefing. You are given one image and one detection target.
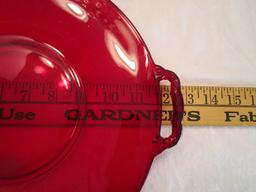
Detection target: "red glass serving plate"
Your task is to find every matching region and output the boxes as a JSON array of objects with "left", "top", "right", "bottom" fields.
[{"left": 0, "top": 0, "right": 183, "bottom": 191}]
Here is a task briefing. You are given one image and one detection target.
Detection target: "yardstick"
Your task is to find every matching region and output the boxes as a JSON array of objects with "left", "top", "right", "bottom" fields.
[
  {"left": 161, "top": 85, "right": 256, "bottom": 126},
  {"left": 0, "top": 81, "right": 255, "bottom": 126}
]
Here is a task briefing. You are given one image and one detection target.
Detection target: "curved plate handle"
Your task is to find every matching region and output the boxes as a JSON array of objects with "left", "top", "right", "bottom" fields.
[{"left": 154, "top": 65, "right": 184, "bottom": 153}]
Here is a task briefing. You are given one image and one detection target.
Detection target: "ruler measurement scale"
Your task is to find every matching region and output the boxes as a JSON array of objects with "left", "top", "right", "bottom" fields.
[
  {"left": 0, "top": 81, "right": 256, "bottom": 126},
  {"left": 162, "top": 85, "right": 256, "bottom": 126},
  {"left": 176, "top": 86, "right": 256, "bottom": 107}
]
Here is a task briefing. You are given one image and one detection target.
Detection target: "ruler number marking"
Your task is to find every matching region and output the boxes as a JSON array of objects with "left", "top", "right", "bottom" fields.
[
  {"left": 234, "top": 95, "right": 241, "bottom": 105},
  {"left": 104, "top": 91, "right": 119, "bottom": 103},
  {"left": 130, "top": 92, "right": 144, "bottom": 104},
  {"left": 162, "top": 92, "right": 170, "bottom": 104},
  {"left": 203, "top": 94, "right": 208, "bottom": 105},
  {"left": 48, "top": 90, "right": 56, "bottom": 102},
  {"left": 228, "top": 94, "right": 241, "bottom": 105},
  {"left": 187, "top": 93, "right": 194, "bottom": 104},
  {"left": 211, "top": 94, "right": 218, "bottom": 105},
  {"left": 20, "top": 89, "right": 30, "bottom": 101},
  {"left": 251, "top": 95, "right": 255, "bottom": 106}
]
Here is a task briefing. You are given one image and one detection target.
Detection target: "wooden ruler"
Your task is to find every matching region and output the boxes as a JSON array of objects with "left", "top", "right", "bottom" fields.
[
  {"left": 161, "top": 86, "right": 256, "bottom": 126},
  {"left": 0, "top": 81, "right": 255, "bottom": 126}
]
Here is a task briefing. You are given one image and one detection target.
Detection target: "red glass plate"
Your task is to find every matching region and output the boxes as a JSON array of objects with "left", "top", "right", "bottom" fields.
[{"left": 0, "top": 0, "right": 184, "bottom": 191}]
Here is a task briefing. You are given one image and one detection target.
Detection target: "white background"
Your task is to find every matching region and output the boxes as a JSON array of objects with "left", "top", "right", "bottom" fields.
[{"left": 112, "top": 1, "right": 256, "bottom": 191}]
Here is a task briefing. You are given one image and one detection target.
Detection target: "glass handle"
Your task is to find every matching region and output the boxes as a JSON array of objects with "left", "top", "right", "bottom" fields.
[{"left": 154, "top": 65, "right": 184, "bottom": 153}]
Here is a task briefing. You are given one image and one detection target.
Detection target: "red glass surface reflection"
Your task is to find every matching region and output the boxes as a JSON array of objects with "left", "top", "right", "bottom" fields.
[{"left": 0, "top": 0, "right": 183, "bottom": 191}]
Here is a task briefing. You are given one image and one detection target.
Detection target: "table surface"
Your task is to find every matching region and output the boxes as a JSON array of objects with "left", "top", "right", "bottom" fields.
[{"left": 112, "top": 1, "right": 256, "bottom": 191}]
